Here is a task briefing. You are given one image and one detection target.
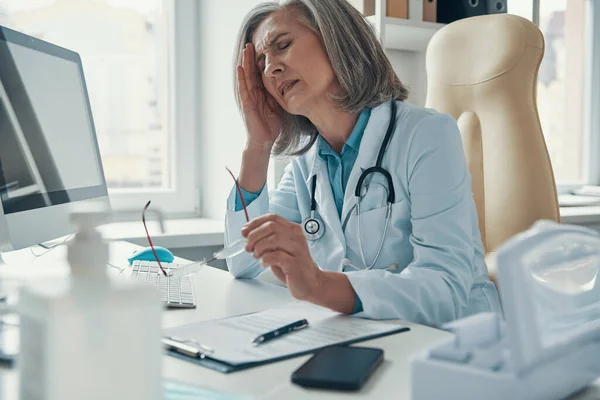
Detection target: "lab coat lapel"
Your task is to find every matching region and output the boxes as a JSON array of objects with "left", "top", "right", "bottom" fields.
[
  {"left": 305, "top": 153, "right": 346, "bottom": 248},
  {"left": 341, "top": 101, "right": 394, "bottom": 227}
]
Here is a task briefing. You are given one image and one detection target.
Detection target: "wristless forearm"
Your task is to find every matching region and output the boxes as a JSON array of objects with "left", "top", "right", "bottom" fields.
[{"left": 238, "top": 147, "right": 271, "bottom": 193}]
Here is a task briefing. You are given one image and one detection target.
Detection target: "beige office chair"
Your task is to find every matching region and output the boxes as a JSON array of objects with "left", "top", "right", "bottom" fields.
[{"left": 424, "top": 14, "right": 560, "bottom": 281}]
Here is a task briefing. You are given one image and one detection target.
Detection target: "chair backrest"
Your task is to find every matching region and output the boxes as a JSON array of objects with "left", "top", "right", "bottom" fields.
[{"left": 424, "top": 14, "right": 560, "bottom": 253}]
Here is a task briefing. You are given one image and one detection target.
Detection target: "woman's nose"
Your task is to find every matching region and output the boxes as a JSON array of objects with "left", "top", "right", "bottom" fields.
[{"left": 264, "top": 56, "right": 284, "bottom": 77}]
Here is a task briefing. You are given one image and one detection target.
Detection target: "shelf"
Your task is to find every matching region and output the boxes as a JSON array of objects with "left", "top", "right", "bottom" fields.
[{"left": 367, "top": 16, "right": 446, "bottom": 52}]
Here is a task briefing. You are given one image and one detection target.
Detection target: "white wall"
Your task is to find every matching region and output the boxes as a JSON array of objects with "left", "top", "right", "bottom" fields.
[
  {"left": 387, "top": 49, "right": 428, "bottom": 106},
  {"left": 197, "top": 2, "right": 429, "bottom": 220},
  {"left": 197, "top": 0, "right": 266, "bottom": 220}
]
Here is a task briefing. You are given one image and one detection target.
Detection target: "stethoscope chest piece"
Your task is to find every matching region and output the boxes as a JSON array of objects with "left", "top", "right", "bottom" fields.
[{"left": 303, "top": 215, "right": 325, "bottom": 241}]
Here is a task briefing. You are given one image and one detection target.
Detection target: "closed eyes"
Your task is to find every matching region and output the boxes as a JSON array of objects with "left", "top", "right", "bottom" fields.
[
  {"left": 257, "top": 40, "right": 293, "bottom": 72},
  {"left": 279, "top": 40, "right": 292, "bottom": 50}
]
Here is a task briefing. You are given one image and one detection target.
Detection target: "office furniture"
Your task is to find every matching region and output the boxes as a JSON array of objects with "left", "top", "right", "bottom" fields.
[
  {"left": 423, "top": 0, "right": 437, "bottom": 23},
  {"left": 436, "top": 0, "right": 487, "bottom": 24},
  {"left": 352, "top": 0, "right": 445, "bottom": 51},
  {"left": 560, "top": 206, "right": 600, "bottom": 230},
  {"left": 352, "top": 0, "right": 408, "bottom": 19},
  {"left": 357, "top": 0, "right": 409, "bottom": 19},
  {"left": 0, "top": 241, "right": 448, "bottom": 399},
  {"left": 424, "top": 14, "right": 560, "bottom": 282},
  {"left": 99, "top": 218, "right": 227, "bottom": 269},
  {"left": 1, "top": 240, "right": 600, "bottom": 398}
]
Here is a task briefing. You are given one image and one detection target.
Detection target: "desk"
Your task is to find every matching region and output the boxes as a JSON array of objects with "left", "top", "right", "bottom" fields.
[
  {"left": 560, "top": 206, "right": 600, "bottom": 226},
  {"left": 2, "top": 241, "right": 600, "bottom": 399}
]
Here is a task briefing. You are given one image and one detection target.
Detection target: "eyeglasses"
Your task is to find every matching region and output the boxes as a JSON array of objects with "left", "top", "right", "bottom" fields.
[
  {"left": 142, "top": 167, "right": 249, "bottom": 279},
  {"left": 142, "top": 200, "right": 168, "bottom": 277},
  {"left": 225, "top": 166, "right": 250, "bottom": 223}
]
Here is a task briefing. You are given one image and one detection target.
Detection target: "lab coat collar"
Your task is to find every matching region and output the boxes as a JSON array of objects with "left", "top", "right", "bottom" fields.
[
  {"left": 341, "top": 100, "right": 395, "bottom": 226},
  {"left": 305, "top": 145, "right": 346, "bottom": 248}
]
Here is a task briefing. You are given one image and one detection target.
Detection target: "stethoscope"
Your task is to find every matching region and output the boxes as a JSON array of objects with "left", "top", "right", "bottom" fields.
[{"left": 301, "top": 102, "right": 397, "bottom": 270}]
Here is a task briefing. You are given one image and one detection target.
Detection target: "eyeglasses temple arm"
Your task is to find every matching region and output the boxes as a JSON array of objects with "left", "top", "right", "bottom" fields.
[{"left": 226, "top": 166, "right": 250, "bottom": 223}]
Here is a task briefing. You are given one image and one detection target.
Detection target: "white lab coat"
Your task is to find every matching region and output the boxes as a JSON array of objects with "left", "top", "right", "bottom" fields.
[{"left": 225, "top": 100, "right": 501, "bottom": 327}]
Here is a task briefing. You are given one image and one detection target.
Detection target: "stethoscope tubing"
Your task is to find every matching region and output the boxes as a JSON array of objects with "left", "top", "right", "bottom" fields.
[
  {"left": 303, "top": 102, "right": 398, "bottom": 270},
  {"left": 356, "top": 199, "right": 392, "bottom": 270}
]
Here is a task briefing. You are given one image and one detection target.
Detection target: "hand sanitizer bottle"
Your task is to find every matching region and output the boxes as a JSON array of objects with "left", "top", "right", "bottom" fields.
[{"left": 18, "top": 203, "right": 162, "bottom": 400}]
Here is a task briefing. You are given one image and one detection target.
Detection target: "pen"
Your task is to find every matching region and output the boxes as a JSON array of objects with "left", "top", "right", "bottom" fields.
[
  {"left": 162, "top": 337, "right": 213, "bottom": 359},
  {"left": 252, "top": 319, "right": 309, "bottom": 346}
]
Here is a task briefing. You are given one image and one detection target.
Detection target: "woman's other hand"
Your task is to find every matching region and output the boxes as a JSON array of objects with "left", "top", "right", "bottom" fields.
[
  {"left": 241, "top": 213, "right": 323, "bottom": 301},
  {"left": 237, "top": 43, "right": 282, "bottom": 153}
]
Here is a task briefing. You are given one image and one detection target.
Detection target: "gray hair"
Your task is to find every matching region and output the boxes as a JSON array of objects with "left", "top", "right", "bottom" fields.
[{"left": 233, "top": 0, "right": 409, "bottom": 156}]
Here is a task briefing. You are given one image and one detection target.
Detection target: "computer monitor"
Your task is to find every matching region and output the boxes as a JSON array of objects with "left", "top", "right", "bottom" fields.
[{"left": 0, "top": 25, "right": 110, "bottom": 256}]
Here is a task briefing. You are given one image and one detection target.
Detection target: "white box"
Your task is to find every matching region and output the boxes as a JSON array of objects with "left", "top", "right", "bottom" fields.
[{"left": 412, "top": 221, "right": 600, "bottom": 400}]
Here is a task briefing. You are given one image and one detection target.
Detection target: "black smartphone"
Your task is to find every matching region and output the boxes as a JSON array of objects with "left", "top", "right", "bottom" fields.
[{"left": 291, "top": 345, "right": 384, "bottom": 391}]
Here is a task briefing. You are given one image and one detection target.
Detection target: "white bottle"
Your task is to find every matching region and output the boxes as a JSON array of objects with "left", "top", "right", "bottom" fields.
[{"left": 18, "top": 203, "right": 162, "bottom": 400}]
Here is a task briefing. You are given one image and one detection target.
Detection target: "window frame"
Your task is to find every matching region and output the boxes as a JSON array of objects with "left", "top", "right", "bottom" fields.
[
  {"left": 107, "top": 0, "right": 199, "bottom": 216},
  {"left": 585, "top": 0, "right": 600, "bottom": 186},
  {"left": 531, "top": 0, "right": 598, "bottom": 191}
]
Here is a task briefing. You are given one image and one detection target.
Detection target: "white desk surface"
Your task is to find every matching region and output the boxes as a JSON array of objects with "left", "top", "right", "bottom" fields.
[
  {"left": 2, "top": 241, "right": 600, "bottom": 399},
  {"left": 560, "top": 206, "right": 600, "bottom": 225}
]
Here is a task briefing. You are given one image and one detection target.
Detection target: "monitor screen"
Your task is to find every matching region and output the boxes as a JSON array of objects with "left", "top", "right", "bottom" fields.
[{"left": 0, "top": 26, "right": 107, "bottom": 216}]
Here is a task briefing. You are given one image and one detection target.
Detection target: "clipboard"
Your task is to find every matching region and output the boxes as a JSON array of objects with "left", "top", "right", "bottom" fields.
[
  {"left": 164, "top": 379, "right": 253, "bottom": 399},
  {"left": 162, "top": 302, "right": 410, "bottom": 373}
]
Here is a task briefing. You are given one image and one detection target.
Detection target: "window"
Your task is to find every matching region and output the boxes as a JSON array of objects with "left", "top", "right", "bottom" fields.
[
  {"left": 509, "top": 0, "right": 592, "bottom": 186},
  {"left": 0, "top": 0, "right": 198, "bottom": 214}
]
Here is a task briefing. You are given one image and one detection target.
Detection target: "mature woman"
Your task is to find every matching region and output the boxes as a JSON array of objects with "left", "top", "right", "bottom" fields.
[{"left": 224, "top": 0, "right": 501, "bottom": 327}]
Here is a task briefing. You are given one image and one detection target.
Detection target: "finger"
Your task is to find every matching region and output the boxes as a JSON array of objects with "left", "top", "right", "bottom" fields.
[
  {"left": 260, "top": 250, "right": 294, "bottom": 271},
  {"left": 253, "top": 234, "right": 303, "bottom": 260},
  {"left": 242, "top": 213, "right": 284, "bottom": 237},
  {"left": 245, "top": 220, "right": 279, "bottom": 252},
  {"left": 246, "top": 43, "right": 261, "bottom": 88},
  {"left": 236, "top": 65, "right": 250, "bottom": 104},
  {"left": 243, "top": 44, "right": 258, "bottom": 92},
  {"left": 269, "top": 265, "right": 287, "bottom": 285},
  {"left": 244, "top": 216, "right": 300, "bottom": 252}
]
